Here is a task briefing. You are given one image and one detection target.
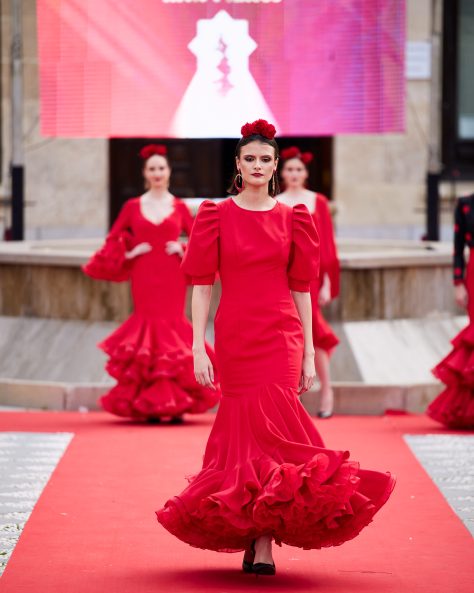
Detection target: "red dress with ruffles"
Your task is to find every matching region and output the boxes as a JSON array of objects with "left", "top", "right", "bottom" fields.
[
  {"left": 429, "top": 195, "right": 474, "bottom": 428},
  {"left": 310, "top": 193, "right": 340, "bottom": 354},
  {"left": 156, "top": 198, "right": 395, "bottom": 552},
  {"left": 83, "top": 197, "right": 221, "bottom": 420}
]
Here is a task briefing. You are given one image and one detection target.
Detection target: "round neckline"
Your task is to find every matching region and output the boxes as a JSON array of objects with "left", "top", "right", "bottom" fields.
[{"left": 230, "top": 197, "right": 279, "bottom": 213}]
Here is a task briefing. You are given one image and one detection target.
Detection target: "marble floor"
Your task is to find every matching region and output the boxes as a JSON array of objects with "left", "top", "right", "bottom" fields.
[
  {"left": 0, "top": 432, "right": 73, "bottom": 575},
  {"left": 404, "top": 434, "right": 474, "bottom": 536}
]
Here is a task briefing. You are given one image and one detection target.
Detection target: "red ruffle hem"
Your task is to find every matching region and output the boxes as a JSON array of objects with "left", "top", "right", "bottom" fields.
[
  {"left": 99, "top": 314, "right": 220, "bottom": 419},
  {"left": 157, "top": 384, "right": 395, "bottom": 552},
  {"left": 430, "top": 324, "right": 474, "bottom": 428}
]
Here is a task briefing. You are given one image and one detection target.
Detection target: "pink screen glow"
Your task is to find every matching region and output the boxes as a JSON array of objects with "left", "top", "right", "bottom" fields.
[{"left": 37, "top": 0, "right": 405, "bottom": 138}]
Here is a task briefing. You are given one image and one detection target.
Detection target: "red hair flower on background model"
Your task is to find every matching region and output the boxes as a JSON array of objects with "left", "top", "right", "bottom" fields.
[{"left": 139, "top": 144, "right": 168, "bottom": 160}]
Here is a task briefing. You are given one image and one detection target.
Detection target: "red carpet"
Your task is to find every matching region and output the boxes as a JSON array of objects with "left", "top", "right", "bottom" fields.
[{"left": 0, "top": 412, "right": 472, "bottom": 593}]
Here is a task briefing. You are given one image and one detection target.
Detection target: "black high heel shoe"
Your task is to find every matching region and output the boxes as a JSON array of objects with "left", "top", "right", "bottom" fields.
[
  {"left": 252, "top": 562, "right": 276, "bottom": 576},
  {"left": 317, "top": 389, "right": 334, "bottom": 419},
  {"left": 242, "top": 540, "right": 256, "bottom": 573},
  {"left": 146, "top": 417, "right": 161, "bottom": 424},
  {"left": 169, "top": 416, "right": 184, "bottom": 425}
]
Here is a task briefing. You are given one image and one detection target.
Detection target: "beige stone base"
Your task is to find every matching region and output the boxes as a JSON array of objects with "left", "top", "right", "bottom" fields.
[
  {"left": 0, "top": 380, "right": 109, "bottom": 411},
  {"left": 301, "top": 382, "right": 443, "bottom": 416},
  {"left": 0, "top": 379, "right": 442, "bottom": 416}
]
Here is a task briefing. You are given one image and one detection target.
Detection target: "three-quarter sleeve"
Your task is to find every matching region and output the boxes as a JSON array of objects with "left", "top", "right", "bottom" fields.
[
  {"left": 82, "top": 200, "right": 134, "bottom": 282},
  {"left": 181, "top": 200, "right": 219, "bottom": 285},
  {"left": 288, "top": 203, "right": 320, "bottom": 292},
  {"left": 317, "top": 195, "right": 340, "bottom": 298},
  {"left": 454, "top": 199, "right": 467, "bottom": 285}
]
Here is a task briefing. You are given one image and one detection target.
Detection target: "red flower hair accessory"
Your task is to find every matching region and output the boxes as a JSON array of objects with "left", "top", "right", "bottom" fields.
[
  {"left": 280, "top": 146, "right": 313, "bottom": 165},
  {"left": 139, "top": 144, "right": 168, "bottom": 160},
  {"left": 241, "top": 119, "right": 276, "bottom": 140}
]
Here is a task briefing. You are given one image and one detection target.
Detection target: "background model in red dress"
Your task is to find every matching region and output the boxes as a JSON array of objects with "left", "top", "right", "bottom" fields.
[
  {"left": 83, "top": 146, "right": 220, "bottom": 421},
  {"left": 157, "top": 197, "right": 395, "bottom": 553},
  {"left": 278, "top": 147, "right": 340, "bottom": 418},
  {"left": 429, "top": 194, "right": 474, "bottom": 428},
  {"left": 279, "top": 191, "right": 340, "bottom": 352}
]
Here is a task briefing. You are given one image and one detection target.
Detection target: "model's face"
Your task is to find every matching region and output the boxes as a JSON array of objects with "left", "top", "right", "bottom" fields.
[
  {"left": 236, "top": 141, "right": 277, "bottom": 190},
  {"left": 280, "top": 158, "right": 308, "bottom": 189},
  {"left": 143, "top": 155, "right": 171, "bottom": 189}
]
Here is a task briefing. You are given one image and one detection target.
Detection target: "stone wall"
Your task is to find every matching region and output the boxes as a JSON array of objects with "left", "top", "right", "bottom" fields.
[
  {"left": 0, "top": 264, "right": 131, "bottom": 321},
  {"left": 0, "top": 259, "right": 457, "bottom": 323},
  {"left": 334, "top": 0, "right": 430, "bottom": 237}
]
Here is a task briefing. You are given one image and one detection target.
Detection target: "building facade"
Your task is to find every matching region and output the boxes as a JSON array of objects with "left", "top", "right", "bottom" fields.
[{"left": 0, "top": 0, "right": 473, "bottom": 241}]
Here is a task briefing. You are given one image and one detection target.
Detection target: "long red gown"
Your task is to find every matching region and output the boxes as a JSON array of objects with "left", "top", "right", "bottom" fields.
[
  {"left": 83, "top": 197, "right": 221, "bottom": 419},
  {"left": 156, "top": 198, "right": 395, "bottom": 552},
  {"left": 429, "top": 195, "right": 474, "bottom": 428}
]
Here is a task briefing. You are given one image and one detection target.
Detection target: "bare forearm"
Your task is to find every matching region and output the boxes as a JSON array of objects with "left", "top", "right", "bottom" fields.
[
  {"left": 291, "top": 291, "right": 315, "bottom": 356},
  {"left": 191, "top": 285, "right": 212, "bottom": 352}
]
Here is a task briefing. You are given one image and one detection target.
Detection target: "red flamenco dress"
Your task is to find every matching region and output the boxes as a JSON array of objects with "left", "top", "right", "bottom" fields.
[
  {"left": 429, "top": 194, "right": 474, "bottom": 428},
  {"left": 83, "top": 197, "right": 220, "bottom": 420},
  {"left": 157, "top": 198, "right": 395, "bottom": 552},
  {"left": 310, "top": 193, "right": 340, "bottom": 354}
]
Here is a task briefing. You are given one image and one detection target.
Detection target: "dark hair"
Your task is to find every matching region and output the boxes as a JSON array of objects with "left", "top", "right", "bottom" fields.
[{"left": 227, "top": 134, "right": 280, "bottom": 196}]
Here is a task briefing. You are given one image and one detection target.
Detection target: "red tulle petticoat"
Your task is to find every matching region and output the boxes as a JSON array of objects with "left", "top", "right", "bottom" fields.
[
  {"left": 99, "top": 313, "right": 220, "bottom": 419},
  {"left": 430, "top": 324, "right": 474, "bottom": 428},
  {"left": 157, "top": 384, "right": 395, "bottom": 552}
]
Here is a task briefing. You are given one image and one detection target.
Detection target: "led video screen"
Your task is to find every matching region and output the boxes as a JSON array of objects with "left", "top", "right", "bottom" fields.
[{"left": 37, "top": 0, "right": 405, "bottom": 137}]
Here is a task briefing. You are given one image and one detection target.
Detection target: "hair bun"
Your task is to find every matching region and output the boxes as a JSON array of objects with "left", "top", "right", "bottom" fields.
[
  {"left": 139, "top": 144, "right": 168, "bottom": 160},
  {"left": 241, "top": 119, "right": 276, "bottom": 140}
]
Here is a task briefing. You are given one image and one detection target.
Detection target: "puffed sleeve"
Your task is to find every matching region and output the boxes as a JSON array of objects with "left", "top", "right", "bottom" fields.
[
  {"left": 181, "top": 200, "right": 219, "bottom": 285},
  {"left": 317, "top": 195, "right": 340, "bottom": 298},
  {"left": 82, "top": 200, "right": 134, "bottom": 282},
  {"left": 453, "top": 199, "right": 467, "bottom": 285},
  {"left": 288, "top": 203, "right": 320, "bottom": 292}
]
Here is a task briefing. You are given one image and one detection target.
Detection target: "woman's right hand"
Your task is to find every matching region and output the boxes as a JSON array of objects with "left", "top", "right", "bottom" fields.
[
  {"left": 454, "top": 283, "right": 468, "bottom": 309},
  {"left": 125, "top": 242, "right": 152, "bottom": 259},
  {"left": 193, "top": 348, "right": 216, "bottom": 390}
]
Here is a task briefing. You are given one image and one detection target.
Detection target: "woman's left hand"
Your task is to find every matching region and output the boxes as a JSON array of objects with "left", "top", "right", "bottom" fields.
[
  {"left": 298, "top": 352, "right": 316, "bottom": 395},
  {"left": 165, "top": 241, "right": 184, "bottom": 257}
]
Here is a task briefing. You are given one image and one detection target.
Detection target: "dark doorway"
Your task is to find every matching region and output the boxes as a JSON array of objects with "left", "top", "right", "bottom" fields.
[
  {"left": 442, "top": 0, "right": 474, "bottom": 179},
  {"left": 109, "top": 137, "right": 332, "bottom": 226}
]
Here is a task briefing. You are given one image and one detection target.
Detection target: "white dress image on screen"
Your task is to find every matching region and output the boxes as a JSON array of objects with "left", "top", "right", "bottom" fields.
[{"left": 170, "top": 10, "right": 279, "bottom": 138}]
